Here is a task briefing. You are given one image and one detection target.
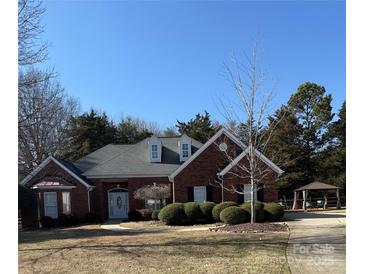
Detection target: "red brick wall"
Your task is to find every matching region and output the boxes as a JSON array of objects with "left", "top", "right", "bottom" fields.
[
  {"left": 223, "top": 156, "right": 279, "bottom": 202},
  {"left": 91, "top": 177, "right": 171, "bottom": 221},
  {"left": 173, "top": 133, "right": 279, "bottom": 203},
  {"left": 24, "top": 160, "right": 90, "bottom": 221},
  {"left": 173, "top": 134, "right": 243, "bottom": 203}
]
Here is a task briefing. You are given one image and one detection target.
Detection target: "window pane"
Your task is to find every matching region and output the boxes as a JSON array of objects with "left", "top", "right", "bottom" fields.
[
  {"left": 194, "top": 186, "right": 206, "bottom": 202},
  {"left": 243, "top": 184, "right": 257, "bottom": 202},
  {"left": 62, "top": 192, "right": 71, "bottom": 214}
]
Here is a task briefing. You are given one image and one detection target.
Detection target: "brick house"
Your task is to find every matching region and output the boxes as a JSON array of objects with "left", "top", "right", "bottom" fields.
[{"left": 20, "top": 128, "right": 283, "bottom": 225}]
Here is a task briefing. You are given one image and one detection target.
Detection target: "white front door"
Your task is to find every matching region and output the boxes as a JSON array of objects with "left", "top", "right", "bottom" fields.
[
  {"left": 108, "top": 192, "right": 128, "bottom": 219},
  {"left": 44, "top": 192, "right": 58, "bottom": 218}
]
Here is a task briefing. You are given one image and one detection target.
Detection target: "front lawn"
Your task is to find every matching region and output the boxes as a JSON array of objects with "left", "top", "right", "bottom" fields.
[{"left": 19, "top": 224, "right": 290, "bottom": 274}]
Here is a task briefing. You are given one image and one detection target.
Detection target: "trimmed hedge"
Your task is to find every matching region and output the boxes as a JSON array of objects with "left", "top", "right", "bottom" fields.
[
  {"left": 264, "top": 203, "right": 284, "bottom": 222},
  {"left": 139, "top": 209, "right": 152, "bottom": 221},
  {"left": 128, "top": 210, "right": 142, "bottom": 221},
  {"left": 40, "top": 216, "right": 56, "bottom": 228},
  {"left": 58, "top": 214, "right": 78, "bottom": 226},
  {"left": 212, "top": 201, "right": 238, "bottom": 221},
  {"left": 83, "top": 212, "right": 101, "bottom": 223},
  {"left": 199, "top": 202, "right": 216, "bottom": 221},
  {"left": 220, "top": 206, "right": 248, "bottom": 224},
  {"left": 184, "top": 202, "right": 202, "bottom": 222},
  {"left": 158, "top": 203, "right": 186, "bottom": 225},
  {"left": 152, "top": 210, "right": 160, "bottom": 221},
  {"left": 240, "top": 202, "right": 265, "bottom": 222}
]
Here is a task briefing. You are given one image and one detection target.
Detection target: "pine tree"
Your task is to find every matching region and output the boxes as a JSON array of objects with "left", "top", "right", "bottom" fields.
[
  {"left": 176, "top": 111, "right": 218, "bottom": 143},
  {"left": 265, "top": 106, "right": 305, "bottom": 192},
  {"left": 317, "top": 101, "right": 346, "bottom": 188},
  {"left": 63, "top": 109, "right": 117, "bottom": 161},
  {"left": 288, "top": 82, "right": 333, "bottom": 183}
]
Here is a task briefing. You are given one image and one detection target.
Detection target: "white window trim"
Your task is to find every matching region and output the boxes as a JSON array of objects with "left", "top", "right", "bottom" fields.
[
  {"left": 44, "top": 192, "right": 58, "bottom": 218},
  {"left": 62, "top": 192, "right": 71, "bottom": 214},
  {"left": 193, "top": 186, "right": 207, "bottom": 202}
]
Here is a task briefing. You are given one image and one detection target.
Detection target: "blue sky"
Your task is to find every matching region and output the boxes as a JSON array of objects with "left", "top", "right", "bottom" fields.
[{"left": 41, "top": 0, "right": 345, "bottom": 129}]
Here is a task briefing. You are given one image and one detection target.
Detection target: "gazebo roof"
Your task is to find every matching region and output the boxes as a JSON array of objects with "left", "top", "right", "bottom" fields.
[{"left": 294, "top": 181, "right": 339, "bottom": 192}]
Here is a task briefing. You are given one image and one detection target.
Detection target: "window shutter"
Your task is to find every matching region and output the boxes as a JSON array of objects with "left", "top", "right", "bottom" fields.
[
  {"left": 206, "top": 185, "right": 213, "bottom": 201},
  {"left": 237, "top": 184, "right": 244, "bottom": 204},
  {"left": 187, "top": 187, "right": 194, "bottom": 202},
  {"left": 258, "top": 185, "right": 264, "bottom": 202}
]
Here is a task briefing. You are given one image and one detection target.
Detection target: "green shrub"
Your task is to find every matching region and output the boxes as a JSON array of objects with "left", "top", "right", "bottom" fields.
[
  {"left": 220, "top": 206, "right": 248, "bottom": 225},
  {"left": 128, "top": 210, "right": 142, "bottom": 221},
  {"left": 18, "top": 184, "right": 37, "bottom": 210},
  {"left": 212, "top": 201, "right": 238, "bottom": 221},
  {"left": 240, "top": 202, "right": 265, "bottom": 222},
  {"left": 83, "top": 212, "right": 100, "bottom": 223},
  {"left": 264, "top": 203, "right": 284, "bottom": 222},
  {"left": 158, "top": 203, "right": 186, "bottom": 225},
  {"left": 152, "top": 210, "right": 160, "bottom": 220},
  {"left": 199, "top": 202, "right": 216, "bottom": 221},
  {"left": 40, "top": 216, "right": 56, "bottom": 228},
  {"left": 58, "top": 214, "right": 78, "bottom": 226},
  {"left": 184, "top": 202, "right": 202, "bottom": 222},
  {"left": 138, "top": 209, "right": 152, "bottom": 221}
]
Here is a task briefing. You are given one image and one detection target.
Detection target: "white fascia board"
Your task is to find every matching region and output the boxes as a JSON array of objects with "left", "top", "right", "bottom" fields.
[
  {"left": 217, "top": 146, "right": 284, "bottom": 176},
  {"left": 20, "top": 156, "right": 92, "bottom": 189},
  {"left": 169, "top": 128, "right": 246, "bottom": 181},
  {"left": 31, "top": 186, "right": 77, "bottom": 190}
]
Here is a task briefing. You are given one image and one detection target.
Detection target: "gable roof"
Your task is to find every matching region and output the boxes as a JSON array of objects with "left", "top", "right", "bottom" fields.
[
  {"left": 294, "top": 182, "right": 339, "bottom": 191},
  {"left": 168, "top": 128, "right": 246, "bottom": 181},
  {"left": 80, "top": 136, "right": 203, "bottom": 178},
  {"left": 217, "top": 146, "right": 284, "bottom": 176},
  {"left": 19, "top": 156, "right": 93, "bottom": 189}
]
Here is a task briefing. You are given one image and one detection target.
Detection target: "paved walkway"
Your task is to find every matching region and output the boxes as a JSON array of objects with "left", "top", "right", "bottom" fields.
[
  {"left": 285, "top": 211, "right": 346, "bottom": 274},
  {"left": 100, "top": 219, "right": 216, "bottom": 233}
]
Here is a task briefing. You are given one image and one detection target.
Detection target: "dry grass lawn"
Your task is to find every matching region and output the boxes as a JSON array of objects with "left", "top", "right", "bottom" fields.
[{"left": 19, "top": 224, "right": 290, "bottom": 274}]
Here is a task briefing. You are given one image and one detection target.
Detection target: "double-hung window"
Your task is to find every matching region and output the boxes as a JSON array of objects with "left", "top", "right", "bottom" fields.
[
  {"left": 151, "top": 144, "right": 158, "bottom": 159},
  {"left": 62, "top": 192, "right": 71, "bottom": 214},
  {"left": 193, "top": 186, "right": 207, "bottom": 202},
  {"left": 182, "top": 143, "right": 189, "bottom": 158}
]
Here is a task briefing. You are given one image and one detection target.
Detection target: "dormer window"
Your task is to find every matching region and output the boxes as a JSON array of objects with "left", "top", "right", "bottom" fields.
[
  {"left": 182, "top": 143, "right": 189, "bottom": 158},
  {"left": 148, "top": 136, "right": 162, "bottom": 162},
  {"left": 179, "top": 134, "right": 191, "bottom": 162},
  {"left": 151, "top": 144, "right": 158, "bottom": 159}
]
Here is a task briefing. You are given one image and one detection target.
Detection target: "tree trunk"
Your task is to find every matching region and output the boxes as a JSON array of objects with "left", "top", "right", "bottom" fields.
[{"left": 251, "top": 180, "right": 256, "bottom": 223}]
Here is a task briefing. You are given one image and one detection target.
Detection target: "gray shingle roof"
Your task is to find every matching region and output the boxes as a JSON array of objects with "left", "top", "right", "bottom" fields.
[{"left": 74, "top": 136, "right": 203, "bottom": 178}]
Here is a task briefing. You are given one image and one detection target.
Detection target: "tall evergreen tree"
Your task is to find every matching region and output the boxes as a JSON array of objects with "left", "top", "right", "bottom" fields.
[
  {"left": 317, "top": 101, "right": 346, "bottom": 188},
  {"left": 288, "top": 82, "right": 333, "bottom": 183},
  {"left": 115, "top": 116, "right": 153, "bottom": 144},
  {"left": 176, "top": 111, "right": 218, "bottom": 143},
  {"left": 63, "top": 109, "right": 117, "bottom": 161},
  {"left": 265, "top": 106, "right": 305, "bottom": 193}
]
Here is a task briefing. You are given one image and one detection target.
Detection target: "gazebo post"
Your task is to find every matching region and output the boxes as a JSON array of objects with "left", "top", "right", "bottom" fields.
[
  {"left": 323, "top": 191, "right": 328, "bottom": 209},
  {"left": 292, "top": 191, "right": 298, "bottom": 210},
  {"left": 302, "top": 190, "right": 307, "bottom": 211},
  {"left": 336, "top": 188, "right": 341, "bottom": 209}
]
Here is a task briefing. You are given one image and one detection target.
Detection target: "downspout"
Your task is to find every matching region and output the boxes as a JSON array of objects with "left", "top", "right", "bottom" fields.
[
  {"left": 169, "top": 176, "right": 175, "bottom": 203},
  {"left": 218, "top": 174, "right": 224, "bottom": 202},
  {"left": 87, "top": 187, "right": 94, "bottom": 213}
]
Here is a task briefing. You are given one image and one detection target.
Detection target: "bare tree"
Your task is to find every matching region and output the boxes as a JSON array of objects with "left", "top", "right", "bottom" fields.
[
  {"left": 133, "top": 183, "right": 171, "bottom": 210},
  {"left": 18, "top": 0, "right": 47, "bottom": 67},
  {"left": 215, "top": 42, "right": 284, "bottom": 223},
  {"left": 18, "top": 69, "right": 79, "bottom": 178}
]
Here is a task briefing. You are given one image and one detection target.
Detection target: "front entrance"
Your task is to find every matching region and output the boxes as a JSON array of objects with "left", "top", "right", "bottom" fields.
[{"left": 108, "top": 191, "right": 128, "bottom": 219}]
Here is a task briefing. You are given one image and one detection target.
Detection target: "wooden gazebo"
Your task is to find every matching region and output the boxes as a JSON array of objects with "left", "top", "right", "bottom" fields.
[{"left": 292, "top": 182, "right": 341, "bottom": 210}]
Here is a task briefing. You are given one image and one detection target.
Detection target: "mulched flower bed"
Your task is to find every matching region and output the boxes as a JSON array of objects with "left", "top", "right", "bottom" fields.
[{"left": 210, "top": 223, "right": 288, "bottom": 233}]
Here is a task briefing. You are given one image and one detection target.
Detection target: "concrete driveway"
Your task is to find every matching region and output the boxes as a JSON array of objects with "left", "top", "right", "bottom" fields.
[{"left": 285, "top": 211, "right": 346, "bottom": 274}]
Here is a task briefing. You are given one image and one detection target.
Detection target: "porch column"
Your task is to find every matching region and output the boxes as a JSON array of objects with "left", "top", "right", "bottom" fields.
[
  {"left": 323, "top": 191, "right": 328, "bottom": 209},
  {"left": 336, "top": 188, "right": 341, "bottom": 209},
  {"left": 302, "top": 190, "right": 307, "bottom": 211},
  {"left": 292, "top": 191, "right": 298, "bottom": 210}
]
